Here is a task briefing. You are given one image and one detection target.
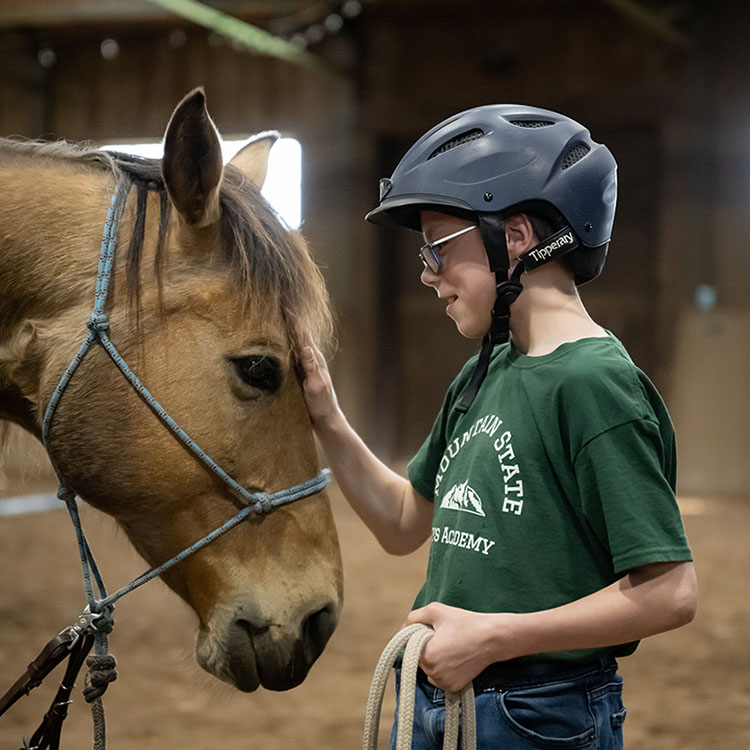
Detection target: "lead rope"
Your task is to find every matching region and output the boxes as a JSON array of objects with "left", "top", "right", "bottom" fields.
[{"left": 363, "top": 624, "right": 476, "bottom": 750}]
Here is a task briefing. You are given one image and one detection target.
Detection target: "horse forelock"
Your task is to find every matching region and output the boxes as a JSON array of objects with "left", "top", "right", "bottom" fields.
[
  {"left": 218, "top": 165, "right": 334, "bottom": 357},
  {"left": 0, "top": 138, "right": 334, "bottom": 359}
]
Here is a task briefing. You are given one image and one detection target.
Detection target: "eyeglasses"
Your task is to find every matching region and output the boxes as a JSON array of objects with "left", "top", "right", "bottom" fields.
[{"left": 418, "top": 225, "right": 477, "bottom": 274}]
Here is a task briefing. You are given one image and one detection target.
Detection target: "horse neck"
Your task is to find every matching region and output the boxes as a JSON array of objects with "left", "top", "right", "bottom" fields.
[
  {"left": 0, "top": 159, "right": 117, "bottom": 340},
  {"left": 0, "top": 158, "right": 123, "bottom": 430}
]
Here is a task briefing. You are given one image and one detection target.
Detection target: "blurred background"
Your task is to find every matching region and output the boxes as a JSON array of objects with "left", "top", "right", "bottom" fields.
[
  {"left": 1, "top": 1, "right": 749, "bottom": 748},
  {"left": 1, "top": 0, "right": 749, "bottom": 487}
]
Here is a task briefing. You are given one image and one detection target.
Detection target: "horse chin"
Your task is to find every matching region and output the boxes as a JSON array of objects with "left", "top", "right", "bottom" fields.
[
  {"left": 195, "top": 600, "right": 340, "bottom": 692},
  {"left": 196, "top": 625, "right": 260, "bottom": 692}
]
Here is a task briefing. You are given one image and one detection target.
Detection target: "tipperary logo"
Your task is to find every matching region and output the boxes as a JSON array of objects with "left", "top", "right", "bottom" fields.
[
  {"left": 524, "top": 228, "right": 577, "bottom": 269},
  {"left": 440, "top": 480, "right": 485, "bottom": 516}
]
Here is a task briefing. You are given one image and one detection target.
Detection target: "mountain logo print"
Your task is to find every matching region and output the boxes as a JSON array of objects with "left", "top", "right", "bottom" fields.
[{"left": 439, "top": 480, "right": 485, "bottom": 516}]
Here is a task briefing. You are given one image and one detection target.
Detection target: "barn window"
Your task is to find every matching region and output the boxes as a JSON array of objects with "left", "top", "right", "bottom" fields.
[{"left": 102, "top": 137, "right": 303, "bottom": 229}]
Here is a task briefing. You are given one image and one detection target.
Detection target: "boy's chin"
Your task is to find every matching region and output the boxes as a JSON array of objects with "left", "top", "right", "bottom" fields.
[
  {"left": 453, "top": 317, "right": 491, "bottom": 340},
  {"left": 456, "top": 326, "right": 489, "bottom": 340}
]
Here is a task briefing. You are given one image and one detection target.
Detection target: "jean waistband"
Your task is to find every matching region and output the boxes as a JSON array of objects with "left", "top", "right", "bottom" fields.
[{"left": 413, "top": 655, "right": 617, "bottom": 692}]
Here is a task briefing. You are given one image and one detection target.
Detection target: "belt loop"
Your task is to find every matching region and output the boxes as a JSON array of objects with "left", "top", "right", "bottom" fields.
[{"left": 597, "top": 654, "right": 616, "bottom": 672}]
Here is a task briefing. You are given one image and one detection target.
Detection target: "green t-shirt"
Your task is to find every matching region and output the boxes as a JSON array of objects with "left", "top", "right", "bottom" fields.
[{"left": 408, "top": 333, "right": 692, "bottom": 663}]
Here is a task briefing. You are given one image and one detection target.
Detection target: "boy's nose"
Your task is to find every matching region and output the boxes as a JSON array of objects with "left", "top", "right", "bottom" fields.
[{"left": 420, "top": 265, "right": 439, "bottom": 287}]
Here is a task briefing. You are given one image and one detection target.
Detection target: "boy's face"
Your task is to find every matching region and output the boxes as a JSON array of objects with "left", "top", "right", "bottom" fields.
[{"left": 419, "top": 210, "right": 496, "bottom": 339}]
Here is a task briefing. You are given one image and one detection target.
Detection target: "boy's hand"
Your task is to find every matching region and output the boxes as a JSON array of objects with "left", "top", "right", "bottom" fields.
[
  {"left": 300, "top": 339, "right": 341, "bottom": 428},
  {"left": 405, "top": 603, "right": 516, "bottom": 693}
]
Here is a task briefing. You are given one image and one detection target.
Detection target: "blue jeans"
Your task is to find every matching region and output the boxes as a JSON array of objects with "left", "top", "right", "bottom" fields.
[{"left": 389, "top": 659, "right": 627, "bottom": 749}]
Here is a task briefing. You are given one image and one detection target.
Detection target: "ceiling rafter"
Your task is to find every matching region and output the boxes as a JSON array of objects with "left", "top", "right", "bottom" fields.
[
  {"left": 0, "top": 1, "right": 318, "bottom": 30},
  {"left": 145, "top": 0, "right": 313, "bottom": 65},
  {"left": 601, "top": 0, "right": 693, "bottom": 49}
]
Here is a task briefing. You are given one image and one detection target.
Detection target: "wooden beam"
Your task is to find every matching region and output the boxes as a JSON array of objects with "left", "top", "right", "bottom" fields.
[
  {"left": 601, "top": 0, "right": 693, "bottom": 49},
  {"left": 0, "top": 1, "right": 314, "bottom": 30},
  {"left": 145, "top": 0, "right": 315, "bottom": 65},
  {"left": 0, "top": 0, "right": 169, "bottom": 28}
]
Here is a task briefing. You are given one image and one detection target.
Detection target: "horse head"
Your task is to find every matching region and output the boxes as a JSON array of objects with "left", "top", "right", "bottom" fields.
[{"left": 0, "top": 89, "right": 343, "bottom": 692}]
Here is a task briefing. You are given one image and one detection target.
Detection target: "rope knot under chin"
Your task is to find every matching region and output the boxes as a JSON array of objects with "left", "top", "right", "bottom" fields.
[
  {"left": 253, "top": 492, "right": 273, "bottom": 514},
  {"left": 92, "top": 609, "right": 115, "bottom": 635},
  {"left": 57, "top": 486, "right": 76, "bottom": 504},
  {"left": 86, "top": 312, "right": 110, "bottom": 333},
  {"left": 83, "top": 654, "right": 118, "bottom": 703}
]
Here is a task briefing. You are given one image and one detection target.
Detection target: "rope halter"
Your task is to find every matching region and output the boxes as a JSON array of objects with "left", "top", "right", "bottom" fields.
[{"left": 0, "top": 176, "right": 332, "bottom": 749}]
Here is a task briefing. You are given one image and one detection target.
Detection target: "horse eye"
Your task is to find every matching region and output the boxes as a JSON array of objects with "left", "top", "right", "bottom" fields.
[{"left": 233, "top": 355, "right": 282, "bottom": 393}]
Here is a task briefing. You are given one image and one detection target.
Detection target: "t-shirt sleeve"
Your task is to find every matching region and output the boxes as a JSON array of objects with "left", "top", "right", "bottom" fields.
[
  {"left": 408, "top": 402, "right": 449, "bottom": 502},
  {"left": 574, "top": 418, "right": 693, "bottom": 574}
]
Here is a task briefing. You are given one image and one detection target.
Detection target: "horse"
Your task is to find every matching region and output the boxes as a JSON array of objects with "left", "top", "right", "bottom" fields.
[{"left": 0, "top": 88, "right": 343, "bottom": 695}]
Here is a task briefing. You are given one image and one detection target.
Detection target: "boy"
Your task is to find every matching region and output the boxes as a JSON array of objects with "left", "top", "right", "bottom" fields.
[{"left": 301, "top": 105, "right": 696, "bottom": 749}]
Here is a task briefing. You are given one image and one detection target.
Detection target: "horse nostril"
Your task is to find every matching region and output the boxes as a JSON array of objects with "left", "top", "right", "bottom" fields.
[
  {"left": 302, "top": 604, "right": 337, "bottom": 651},
  {"left": 233, "top": 603, "right": 338, "bottom": 655},
  {"left": 236, "top": 618, "right": 269, "bottom": 640}
]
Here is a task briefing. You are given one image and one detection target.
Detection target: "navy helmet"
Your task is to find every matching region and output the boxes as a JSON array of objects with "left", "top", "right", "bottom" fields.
[{"left": 366, "top": 104, "right": 617, "bottom": 285}]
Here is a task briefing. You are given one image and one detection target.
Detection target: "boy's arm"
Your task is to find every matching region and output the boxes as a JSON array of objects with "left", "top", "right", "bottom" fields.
[
  {"left": 301, "top": 342, "right": 433, "bottom": 555},
  {"left": 406, "top": 560, "right": 698, "bottom": 693}
]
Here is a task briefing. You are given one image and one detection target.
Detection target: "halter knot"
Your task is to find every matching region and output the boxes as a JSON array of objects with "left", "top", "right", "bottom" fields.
[
  {"left": 89, "top": 607, "right": 115, "bottom": 635},
  {"left": 86, "top": 312, "right": 110, "bottom": 333},
  {"left": 57, "top": 486, "right": 76, "bottom": 504},
  {"left": 253, "top": 493, "right": 273, "bottom": 513},
  {"left": 83, "top": 654, "right": 118, "bottom": 703}
]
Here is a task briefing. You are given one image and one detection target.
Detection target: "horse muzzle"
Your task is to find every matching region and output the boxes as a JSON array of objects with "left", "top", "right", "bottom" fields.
[{"left": 196, "top": 599, "right": 340, "bottom": 692}]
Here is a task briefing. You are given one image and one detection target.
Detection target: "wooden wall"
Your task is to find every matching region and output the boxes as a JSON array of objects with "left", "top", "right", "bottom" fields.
[
  {"left": 1, "top": 0, "right": 749, "bottom": 495},
  {"left": 349, "top": 0, "right": 750, "bottom": 500}
]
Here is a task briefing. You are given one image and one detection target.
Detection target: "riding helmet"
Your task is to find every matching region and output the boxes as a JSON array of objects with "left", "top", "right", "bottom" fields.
[{"left": 365, "top": 104, "right": 617, "bottom": 284}]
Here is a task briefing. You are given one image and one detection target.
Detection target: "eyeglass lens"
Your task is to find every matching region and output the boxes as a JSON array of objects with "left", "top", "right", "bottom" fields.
[
  {"left": 418, "top": 225, "right": 477, "bottom": 274},
  {"left": 419, "top": 245, "right": 441, "bottom": 273}
]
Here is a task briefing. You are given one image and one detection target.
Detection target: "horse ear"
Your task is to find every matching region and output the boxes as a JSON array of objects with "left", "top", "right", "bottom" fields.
[
  {"left": 228, "top": 132, "right": 279, "bottom": 188},
  {"left": 162, "top": 88, "right": 223, "bottom": 226}
]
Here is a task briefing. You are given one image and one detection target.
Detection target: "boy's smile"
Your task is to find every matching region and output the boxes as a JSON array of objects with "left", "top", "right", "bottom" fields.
[{"left": 419, "top": 210, "right": 496, "bottom": 339}]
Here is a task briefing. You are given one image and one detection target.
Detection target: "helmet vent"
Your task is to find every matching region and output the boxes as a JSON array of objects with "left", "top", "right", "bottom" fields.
[
  {"left": 428, "top": 128, "right": 484, "bottom": 159},
  {"left": 561, "top": 143, "right": 591, "bottom": 169},
  {"left": 508, "top": 119, "right": 554, "bottom": 128}
]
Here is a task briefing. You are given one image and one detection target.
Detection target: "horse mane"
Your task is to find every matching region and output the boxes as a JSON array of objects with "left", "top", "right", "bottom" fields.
[{"left": 0, "top": 138, "right": 334, "bottom": 358}]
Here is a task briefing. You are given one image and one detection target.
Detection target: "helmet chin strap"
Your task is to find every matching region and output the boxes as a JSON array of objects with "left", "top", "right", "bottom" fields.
[
  {"left": 455, "top": 214, "right": 523, "bottom": 413},
  {"left": 454, "top": 217, "right": 580, "bottom": 413}
]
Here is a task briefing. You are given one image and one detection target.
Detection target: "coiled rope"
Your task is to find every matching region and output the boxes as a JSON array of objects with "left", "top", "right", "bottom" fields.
[{"left": 363, "top": 624, "right": 476, "bottom": 750}]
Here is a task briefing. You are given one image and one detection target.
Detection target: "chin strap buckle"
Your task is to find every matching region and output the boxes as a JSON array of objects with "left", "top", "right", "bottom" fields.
[{"left": 495, "top": 279, "right": 523, "bottom": 309}]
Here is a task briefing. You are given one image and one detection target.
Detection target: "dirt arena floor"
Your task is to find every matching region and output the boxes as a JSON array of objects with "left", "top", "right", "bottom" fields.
[{"left": 1, "top": 478, "right": 749, "bottom": 749}]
